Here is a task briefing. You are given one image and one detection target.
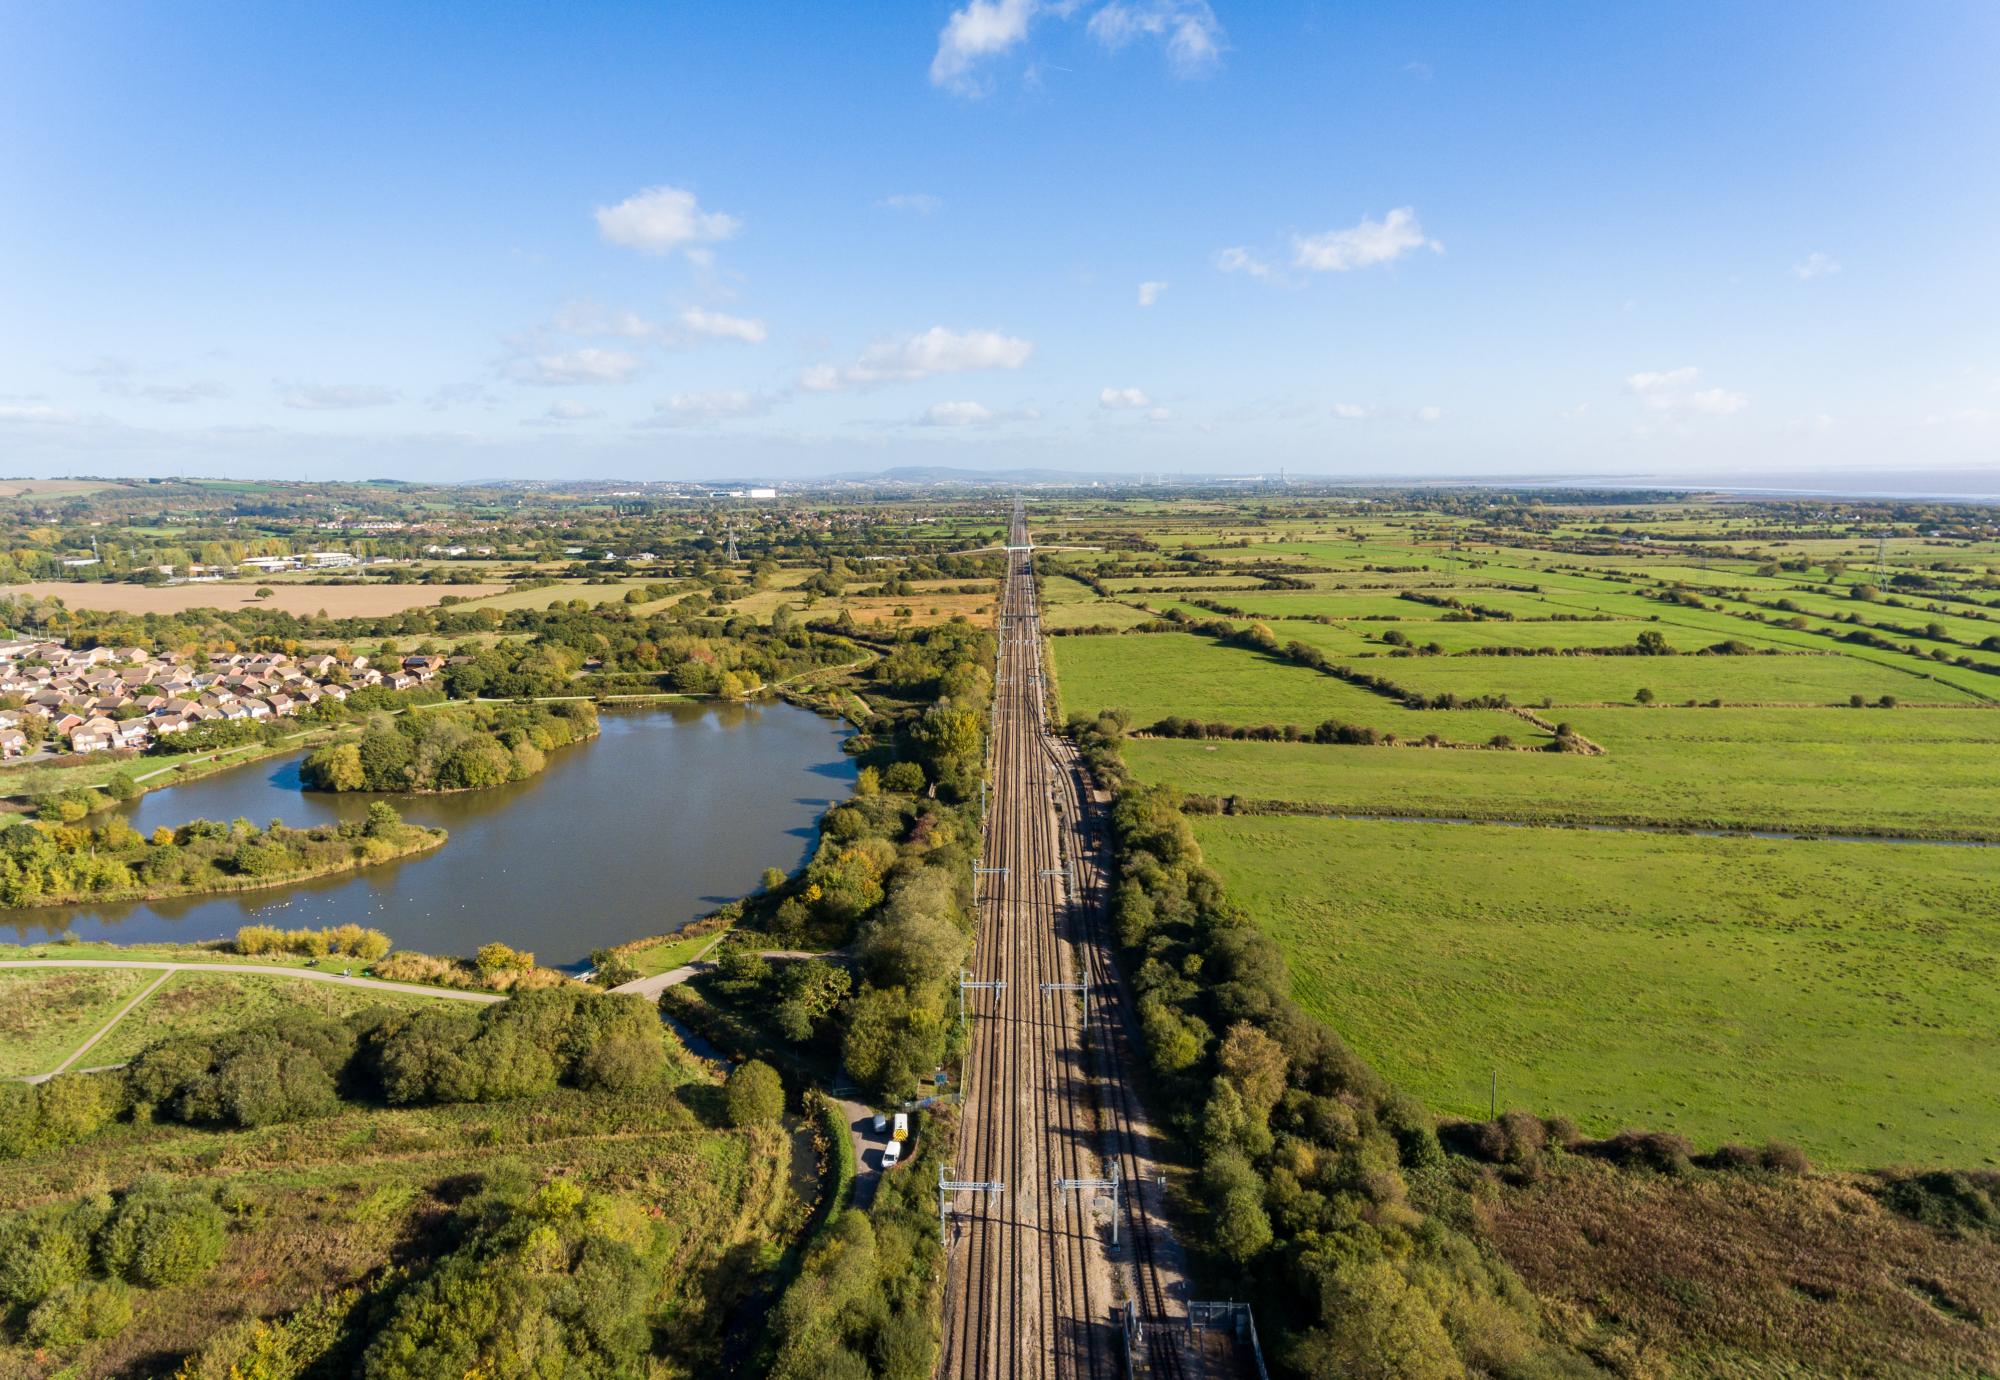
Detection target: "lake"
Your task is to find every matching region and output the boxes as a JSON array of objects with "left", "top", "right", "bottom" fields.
[{"left": 3, "top": 702, "right": 855, "bottom": 963}]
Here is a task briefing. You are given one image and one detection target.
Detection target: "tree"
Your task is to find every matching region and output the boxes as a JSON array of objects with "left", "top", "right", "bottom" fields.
[
  {"left": 725, "top": 1060, "right": 785, "bottom": 1126},
  {"left": 305, "top": 741, "right": 366, "bottom": 792},
  {"left": 883, "top": 760, "right": 926, "bottom": 792},
  {"left": 1634, "top": 687, "right": 1655, "bottom": 704}
]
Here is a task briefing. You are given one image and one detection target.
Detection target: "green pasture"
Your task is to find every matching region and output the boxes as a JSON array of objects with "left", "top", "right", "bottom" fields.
[
  {"left": 1126, "top": 705, "right": 2000, "bottom": 835},
  {"left": 1050, "top": 632, "right": 1523, "bottom": 740},
  {"left": 1379, "top": 649, "right": 1983, "bottom": 705},
  {"left": 1193, "top": 814, "right": 2000, "bottom": 1169}
]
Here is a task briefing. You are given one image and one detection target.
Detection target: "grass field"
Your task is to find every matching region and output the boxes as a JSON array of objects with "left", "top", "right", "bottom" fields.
[
  {"left": 1051, "top": 631, "right": 1505, "bottom": 738},
  {"left": 1369, "top": 651, "right": 1986, "bottom": 706},
  {"left": 1192, "top": 814, "right": 2000, "bottom": 1168},
  {"left": 4, "top": 580, "right": 505, "bottom": 616},
  {"left": 0, "top": 967, "right": 157, "bottom": 1077},
  {"left": 1479, "top": 1156, "right": 2000, "bottom": 1376},
  {"left": 84, "top": 970, "right": 450, "bottom": 1066},
  {"left": 1126, "top": 706, "right": 2000, "bottom": 835}
]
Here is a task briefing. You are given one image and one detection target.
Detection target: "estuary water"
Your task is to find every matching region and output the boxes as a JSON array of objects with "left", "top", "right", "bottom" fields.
[{"left": 4, "top": 702, "right": 855, "bottom": 963}]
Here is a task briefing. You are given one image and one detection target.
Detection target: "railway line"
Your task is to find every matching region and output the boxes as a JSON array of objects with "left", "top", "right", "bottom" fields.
[{"left": 941, "top": 503, "right": 1255, "bottom": 1380}]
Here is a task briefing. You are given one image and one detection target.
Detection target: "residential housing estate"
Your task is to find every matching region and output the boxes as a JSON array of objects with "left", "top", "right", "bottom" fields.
[{"left": 0, "top": 638, "right": 445, "bottom": 758}]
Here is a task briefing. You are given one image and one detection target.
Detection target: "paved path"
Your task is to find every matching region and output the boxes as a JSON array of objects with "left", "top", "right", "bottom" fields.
[
  {"left": 0, "top": 959, "right": 503, "bottom": 1002},
  {"left": 609, "top": 948, "right": 850, "bottom": 1000}
]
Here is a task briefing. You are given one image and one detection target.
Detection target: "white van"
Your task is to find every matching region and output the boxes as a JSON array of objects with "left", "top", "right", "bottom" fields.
[{"left": 882, "top": 1140, "right": 902, "bottom": 1168}]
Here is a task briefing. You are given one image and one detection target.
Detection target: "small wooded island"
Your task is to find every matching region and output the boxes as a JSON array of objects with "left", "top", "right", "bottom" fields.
[
  {"left": 301, "top": 700, "right": 598, "bottom": 793},
  {"left": 0, "top": 801, "right": 444, "bottom": 907}
]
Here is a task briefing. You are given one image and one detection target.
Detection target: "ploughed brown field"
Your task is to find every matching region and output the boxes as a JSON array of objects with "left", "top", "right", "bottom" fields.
[{"left": 5, "top": 580, "right": 506, "bottom": 616}]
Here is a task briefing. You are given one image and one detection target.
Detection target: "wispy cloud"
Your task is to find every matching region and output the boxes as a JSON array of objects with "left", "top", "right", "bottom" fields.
[
  {"left": 1137, "top": 280, "right": 1168, "bottom": 307},
  {"left": 931, "top": 0, "right": 1224, "bottom": 95},
  {"left": 800, "top": 327, "right": 1034, "bottom": 392},
  {"left": 509, "top": 349, "right": 642, "bottom": 387},
  {"left": 679, "top": 307, "right": 767, "bottom": 344},
  {"left": 641, "top": 390, "right": 776, "bottom": 426},
  {"left": 595, "top": 186, "right": 741, "bottom": 258},
  {"left": 278, "top": 382, "right": 399, "bottom": 410},
  {"left": 880, "top": 193, "right": 943, "bottom": 215},
  {"left": 1215, "top": 246, "right": 1276, "bottom": 280},
  {"left": 1086, "top": 1, "right": 1224, "bottom": 76},
  {"left": 0, "top": 403, "right": 82, "bottom": 425},
  {"left": 1626, "top": 366, "right": 1747, "bottom": 416},
  {"left": 931, "top": 0, "right": 1037, "bottom": 94},
  {"left": 524, "top": 401, "right": 605, "bottom": 426},
  {"left": 1330, "top": 402, "right": 1373, "bottom": 420},
  {"left": 1099, "top": 386, "right": 1151, "bottom": 409},
  {"left": 1292, "top": 208, "right": 1439, "bottom": 272},
  {"left": 1793, "top": 251, "right": 1841, "bottom": 281}
]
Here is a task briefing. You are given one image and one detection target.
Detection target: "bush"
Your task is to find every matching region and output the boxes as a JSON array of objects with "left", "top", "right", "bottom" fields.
[
  {"left": 98, "top": 1184, "right": 227, "bottom": 1287},
  {"left": 25, "top": 1278, "right": 133, "bottom": 1346},
  {"left": 588, "top": 947, "right": 642, "bottom": 988},
  {"left": 0, "top": 1196, "right": 109, "bottom": 1306},
  {"left": 725, "top": 1060, "right": 785, "bottom": 1127}
]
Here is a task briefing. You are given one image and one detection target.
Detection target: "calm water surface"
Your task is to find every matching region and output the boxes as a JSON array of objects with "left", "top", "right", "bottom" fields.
[{"left": 5, "top": 703, "right": 855, "bottom": 963}]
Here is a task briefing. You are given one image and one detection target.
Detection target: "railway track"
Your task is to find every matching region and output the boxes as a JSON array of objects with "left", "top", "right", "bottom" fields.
[{"left": 942, "top": 503, "right": 1252, "bottom": 1380}]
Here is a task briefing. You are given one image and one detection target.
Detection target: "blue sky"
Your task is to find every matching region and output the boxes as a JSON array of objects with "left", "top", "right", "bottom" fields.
[{"left": 2, "top": 1, "right": 1996, "bottom": 482}]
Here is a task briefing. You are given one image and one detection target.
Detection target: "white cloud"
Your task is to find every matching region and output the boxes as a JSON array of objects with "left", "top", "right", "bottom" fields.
[
  {"left": 801, "top": 327, "right": 1034, "bottom": 391},
  {"left": 279, "top": 383, "right": 399, "bottom": 410},
  {"left": 1146, "top": 406, "right": 1173, "bottom": 421},
  {"left": 1086, "top": 1, "right": 1224, "bottom": 75},
  {"left": 1099, "top": 386, "right": 1151, "bottom": 409},
  {"left": 679, "top": 307, "right": 767, "bottom": 345},
  {"left": 1793, "top": 251, "right": 1841, "bottom": 280},
  {"left": 1215, "top": 246, "right": 1276, "bottom": 280},
  {"left": 932, "top": 0, "right": 1224, "bottom": 94},
  {"left": 1626, "top": 366, "right": 1700, "bottom": 396},
  {"left": 647, "top": 390, "right": 774, "bottom": 426},
  {"left": 1330, "top": 402, "right": 1372, "bottom": 420},
  {"left": 1137, "top": 280, "right": 1168, "bottom": 307},
  {"left": 512, "top": 348, "right": 642, "bottom": 387},
  {"left": 931, "top": 0, "right": 1036, "bottom": 93},
  {"left": 1625, "top": 366, "right": 1746, "bottom": 416},
  {"left": 916, "top": 400, "right": 1039, "bottom": 427},
  {"left": 1402, "top": 60, "right": 1433, "bottom": 81},
  {"left": 552, "top": 301, "right": 662, "bottom": 339},
  {"left": 537, "top": 401, "right": 603, "bottom": 423},
  {"left": 134, "top": 380, "right": 229, "bottom": 404},
  {"left": 1686, "top": 387, "right": 1748, "bottom": 416},
  {"left": 880, "top": 193, "right": 943, "bottom": 215},
  {"left": 1413, "top": 405, "right": 1445, "bottom": 424},
  {"left": 922, "top": 400, "right": 996, "bottom": 427},
  {"left": 1292, "top": 208, "right": 1440, "bottom": 272},
  {"left": 0, "top": 403, "right": 81, "bottom": 424},
  {"left": 594, "top": 186, "right": 741, "bottom": 257}
]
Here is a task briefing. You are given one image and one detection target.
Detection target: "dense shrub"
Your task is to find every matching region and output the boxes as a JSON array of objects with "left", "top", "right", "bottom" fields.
[
  {"left": 725, "top": 1059, "right": 786, "bottom": 1126},
  {"left": 360, "top": 1175, "right": 653, "bottom": 1380},
  {"left": 96, "top": 1181, "right": 228, "bottom": 1287},
  {"left": 364, "top": 988, "right": 669, "bottom": 1105},
  {"left": 25, "top": 1279, "right": 134, "bottom": 1346}
]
